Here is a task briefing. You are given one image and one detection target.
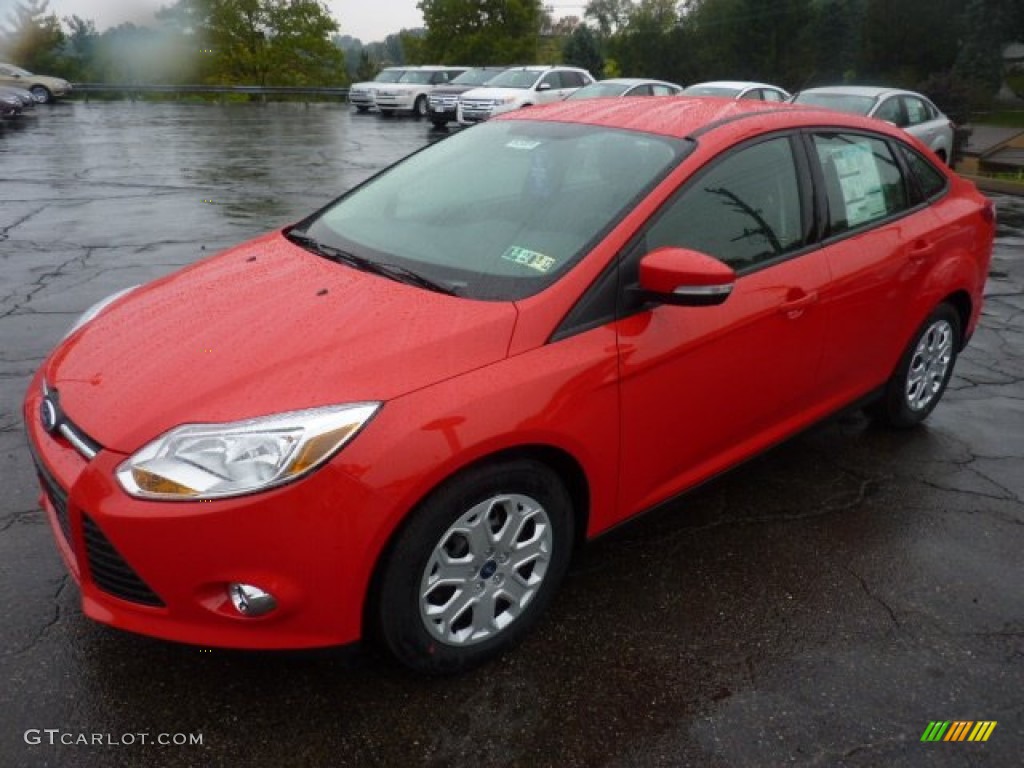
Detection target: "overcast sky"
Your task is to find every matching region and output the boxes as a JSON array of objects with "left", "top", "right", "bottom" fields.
[{"left": 41, "top": 0, "right": 425, "bottom": 43}]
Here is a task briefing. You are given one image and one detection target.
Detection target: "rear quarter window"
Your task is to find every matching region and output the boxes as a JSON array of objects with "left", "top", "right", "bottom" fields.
[{"left": 899, "top": 144, "right": 948, "bottom": 201}]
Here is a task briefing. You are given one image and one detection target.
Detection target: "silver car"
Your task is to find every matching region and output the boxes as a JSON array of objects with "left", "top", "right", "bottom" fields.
[{"left": 792, "top": 86, "right": 955, "bottom": 166}]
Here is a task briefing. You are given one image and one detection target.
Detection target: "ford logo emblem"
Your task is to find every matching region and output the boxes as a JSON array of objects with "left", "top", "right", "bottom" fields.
[{"left": 40, "top": 394, "right": 59, "bottom": 434}]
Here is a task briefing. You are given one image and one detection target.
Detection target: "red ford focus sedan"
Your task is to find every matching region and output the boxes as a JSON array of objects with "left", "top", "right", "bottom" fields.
[{"left": 24, "top": 98, "right": 994, "bottom": 673}]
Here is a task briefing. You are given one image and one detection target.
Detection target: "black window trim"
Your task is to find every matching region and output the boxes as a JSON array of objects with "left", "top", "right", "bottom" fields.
[{"left": 551, "top": 129, "right": 816, "bottom": 341}]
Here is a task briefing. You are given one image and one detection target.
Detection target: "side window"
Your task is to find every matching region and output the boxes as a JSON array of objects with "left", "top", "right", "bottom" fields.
[
  {"left": 739, "top": 89, "right": 762, "bottom": 100},
  {"left": 899, "top": 144, "right": 947, "bottom": 200},
  {"left": 563, "top": 71, "right": 585, "bottom": 88},
  {"left": 902, "top": 96, "right": 930, "bottom": 126},
  {"left": 813, "top": 133, "right": 909, "bottom": 235},
  {"left": 762, "top": 89, "right": 784, "bottom": 102},
  {"left": 631, "top": 84, "right": 653, "bottom": 96},
  {"left": 645, "top": 137, "right": 805, "bottom": 270},
  {"left": 873, "top": 98, "right": 906, "bottom": 127},
  {"left": 650, "top": 85, "right": 672, "bottom": 96},
  {"left": 539, "top": 72, "right": 560, "bottom": 90}
]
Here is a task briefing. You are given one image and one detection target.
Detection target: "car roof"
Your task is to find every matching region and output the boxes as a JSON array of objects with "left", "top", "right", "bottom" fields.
[
  {"left": 686, "top": 80, "right": 782, "bottom": 90},
  {"left": 796, "top": 85, "right": 910, "bottom": 98},
  {"left": 597, "top": 78, "right": 678, "bottom": 87},
  {"left": 497, "top": 96, "right": 907, "bottom": 143}
]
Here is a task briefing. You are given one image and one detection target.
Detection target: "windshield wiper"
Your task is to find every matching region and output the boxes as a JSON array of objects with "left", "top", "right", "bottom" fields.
[{"left": 285, "top": 230, "right": 457, "bottom": 296}]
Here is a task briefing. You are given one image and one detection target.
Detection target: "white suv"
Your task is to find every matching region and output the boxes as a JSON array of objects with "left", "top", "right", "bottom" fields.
[
  {"left": 349, "top": 67, "right": 414, "bottom": 113},
  {"left": 374, "top": 66, "right": 468, "bottom": 117},
  {"left": 457, "top": 66, "right": 594, "bottom": 125}
]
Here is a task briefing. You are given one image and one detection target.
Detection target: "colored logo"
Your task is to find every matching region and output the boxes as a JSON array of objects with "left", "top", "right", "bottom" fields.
[{"left": 921, "top": 721, "right": 997, "bottom": 742}]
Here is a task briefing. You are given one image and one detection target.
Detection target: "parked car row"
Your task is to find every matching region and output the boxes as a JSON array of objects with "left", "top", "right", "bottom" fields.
[
  {"left": 0, "top": 62, "right": 71, "bottom": 108},
  {"left": 351, "top": 67, "right": 953, "bottom": 163}
]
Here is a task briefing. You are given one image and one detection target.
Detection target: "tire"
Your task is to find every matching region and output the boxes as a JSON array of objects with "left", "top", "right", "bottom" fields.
[
  {"left": 869, "top": 303, "right": 960, "bottom": 428},
  {"left": 355, "top": 106, "right": 369, "bottom": 113},
  {"left": 413, "top": 95, "right": 427, "bottom": 118},
  {"left": 30, "top": 85, "right": 51, "bottom": 104},
  {"left": 375, "top": 459, "right": 574, "bottom": 674},
  {"left": 430, "top": 120, "right": 447, "bottom": 129}
]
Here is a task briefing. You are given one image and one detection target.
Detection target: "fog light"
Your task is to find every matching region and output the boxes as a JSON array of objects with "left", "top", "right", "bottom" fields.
[{"left": 228, "top": 583, "right": 277, "bottom": 617}]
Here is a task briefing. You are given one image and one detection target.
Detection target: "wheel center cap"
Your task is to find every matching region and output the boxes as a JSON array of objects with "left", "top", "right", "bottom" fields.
[{"left": 479, "top": 560, "right": 497, "bottom": 579}]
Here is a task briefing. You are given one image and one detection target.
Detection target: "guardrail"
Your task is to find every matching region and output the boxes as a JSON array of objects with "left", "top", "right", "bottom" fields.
[{"left": 72, "top": 83, "right": 350, "bottom": 102}]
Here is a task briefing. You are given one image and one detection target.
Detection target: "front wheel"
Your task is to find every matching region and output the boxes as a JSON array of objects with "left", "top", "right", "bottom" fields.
[
  {"left": 30, "top": 85, "right": 51, "bottom": 104},
  {"left": 413, "top": 95, "right": 427, "bottom": 118},
  {"left": 374, "top": 459, "right": 574, "bottom": 674},
  {"left": 869, "top": 303, "right": 960, "bottom": 428}
]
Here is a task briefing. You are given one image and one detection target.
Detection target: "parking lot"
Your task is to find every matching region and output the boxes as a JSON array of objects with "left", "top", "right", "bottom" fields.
[{"left": 1, "top": 101, "right": 1022, "bottom": 767}]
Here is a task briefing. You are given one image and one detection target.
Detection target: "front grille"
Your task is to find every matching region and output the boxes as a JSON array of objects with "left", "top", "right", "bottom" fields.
[
  {"left": 35, "top": 458, "right": 73, "bottom": 553},
  {"left": 83, "top": 515, "right": 164, "bottom": 607},
  {"left": 460, "top": 99, "right": 492, "bottom": 110}
]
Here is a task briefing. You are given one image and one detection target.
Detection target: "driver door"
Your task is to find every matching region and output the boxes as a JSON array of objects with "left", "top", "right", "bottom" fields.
[{"left": 616, "top": 135, "right": 832, "bottom": 515}]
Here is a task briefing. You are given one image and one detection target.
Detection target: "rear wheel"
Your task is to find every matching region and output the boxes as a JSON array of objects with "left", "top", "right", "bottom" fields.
[
  {"left": 868, "top": 303, "right": 960, "bottom": 428},
  {"left": 30, "top": 85, "right": 51, "bottom": 104},
  {"left": 375, "top": 459, "right": 574, "bottom": 674},
  {"left": 413, "top": 95, "right": 428, "bottom": 118}
]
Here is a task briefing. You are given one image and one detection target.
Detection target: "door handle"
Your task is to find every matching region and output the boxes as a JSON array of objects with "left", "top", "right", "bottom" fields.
[
  {"left": 909, "top": 239, "right": 934, "bottom": 264},
  {"left": 778, "top": 291, "right": 818, "bottom": 318}
]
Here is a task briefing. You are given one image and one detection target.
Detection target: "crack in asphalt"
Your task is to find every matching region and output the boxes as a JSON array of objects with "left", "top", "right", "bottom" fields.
[
  {"left": 845, "top": 566, "right": 900, "bottom": 628},
  {"left": 0, "top": 205, "right": 46, "bottom": 243},
  {"left": 0, "top": 508, "right": 40, "bottom": 533},
  {"left": 0, "top": 248, "right": 93, "bottom": 320},
  {"left": 10, "top": 574, "right": 69, "bottom": 657}
]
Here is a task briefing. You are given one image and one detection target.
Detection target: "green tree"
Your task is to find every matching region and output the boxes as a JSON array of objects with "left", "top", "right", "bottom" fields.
[
  {"left": 562, "top": 23, "right": 603, "bottom": 76},
  {"left": 954, "top": 0, "right": 1011, "bottom": 95},
  {"left": 156, "top": 0, "right": 343, "bottom": 85},
  {"left": 416, "top": 0, "right": 544, "bottom": 64},
  {"left": 584, "top": 0, "right": 633, "bottom": 37},
  {"left": 0, "top": 0, "right": 67, "bottom": 74}
]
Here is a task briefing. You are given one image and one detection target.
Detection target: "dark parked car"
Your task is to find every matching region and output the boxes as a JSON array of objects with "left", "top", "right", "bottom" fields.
[{"left": 427, "top": 67, "right": 509, "bottom": 127}]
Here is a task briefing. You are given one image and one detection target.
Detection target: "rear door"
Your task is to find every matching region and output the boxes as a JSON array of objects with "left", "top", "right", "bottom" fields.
[{"left": 806, "top": 130, "right": 942, "bottom": 405}]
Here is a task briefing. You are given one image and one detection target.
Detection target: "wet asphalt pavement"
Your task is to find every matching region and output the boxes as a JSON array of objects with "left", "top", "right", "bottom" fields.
[{"left": 1, "top": 102, "right": 1022, "bottom": 767}]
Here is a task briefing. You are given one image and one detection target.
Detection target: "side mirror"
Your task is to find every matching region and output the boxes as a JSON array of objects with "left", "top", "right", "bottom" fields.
[
  {"left": 638, "top": 247, "right": 735, "bottom": 307},
  {"left": 537, "top": 82, "right": 552, "bottom": 91}
]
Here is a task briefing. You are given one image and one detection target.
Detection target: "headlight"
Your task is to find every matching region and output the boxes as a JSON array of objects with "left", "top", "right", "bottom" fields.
[
  {"left": 116, "top": 404, "right": 380, "bottom": 500},
  {"left": 63, "top": 285, "right": 139, "bottom": 341}
]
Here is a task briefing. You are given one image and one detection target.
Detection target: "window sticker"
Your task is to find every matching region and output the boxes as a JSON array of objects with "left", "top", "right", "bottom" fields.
[
  {"left": 501, "top": 246, "right": 557, "bottom": 273},
  {"left": 506, "top": 139, "right": 542, "bottom": 151},
  {"left": 827, "top": 143, "right": 885, "bottom": 226}
]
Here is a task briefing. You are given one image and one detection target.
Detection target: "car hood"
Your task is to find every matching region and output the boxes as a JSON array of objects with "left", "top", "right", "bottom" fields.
[
  {"left": 431, "top": 85, "right": 477, "bottom": 96},
  {"left": 461, "top": 87, "right": 531, "bottom": 100},
  {"left": 45, "top": 232, "right": 518, "bottom": 453}
]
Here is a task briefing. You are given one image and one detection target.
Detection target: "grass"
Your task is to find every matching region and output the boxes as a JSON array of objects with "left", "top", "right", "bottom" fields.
[{"left": 976, "top": 109, "right": 1024, "bottom": 128}]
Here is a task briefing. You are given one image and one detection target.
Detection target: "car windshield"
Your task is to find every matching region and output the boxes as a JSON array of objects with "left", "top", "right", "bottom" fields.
[
  {"left": 486, "top": 70, "right": 543, "bottom": 89},
  {"left": 2, "top": 64, "right": 32, "bottom": 76},
  {"left": 374, "top": 70, "right": 405, "bottom": 83},
  {"left": 682, "top": 85, "right": 741, "bottom": 98},
  {"left": 297, "top": 121, "right": 688, "bottom": 301},
  {"left": 399, "top": 70, "right": 436, "bottom": 84},
  {"left": 452, "top": 69, "right": 504, "bottom": 86},
  {"left": 567, "top": 83, "right": 631, "bottom": 100},
  {"left": 792, "top": 93, "right": 876, "bottom": 115}
]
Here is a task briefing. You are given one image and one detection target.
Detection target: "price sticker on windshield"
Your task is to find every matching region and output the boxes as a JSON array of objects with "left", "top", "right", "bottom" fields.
[{"left": 502, "top": 246, "right": 556, "bottom": 273}]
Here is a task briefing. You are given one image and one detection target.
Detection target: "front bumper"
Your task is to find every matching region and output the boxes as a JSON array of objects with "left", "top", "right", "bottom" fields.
[
  {"left": 375, "top": 94, "right": 414, "bottom": 110},
  {"left": 349, "top": 92, "right": 375, "bottom": 108},
  {"left": 23, "top": 374, "right": 378, "bottom": 650}
]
